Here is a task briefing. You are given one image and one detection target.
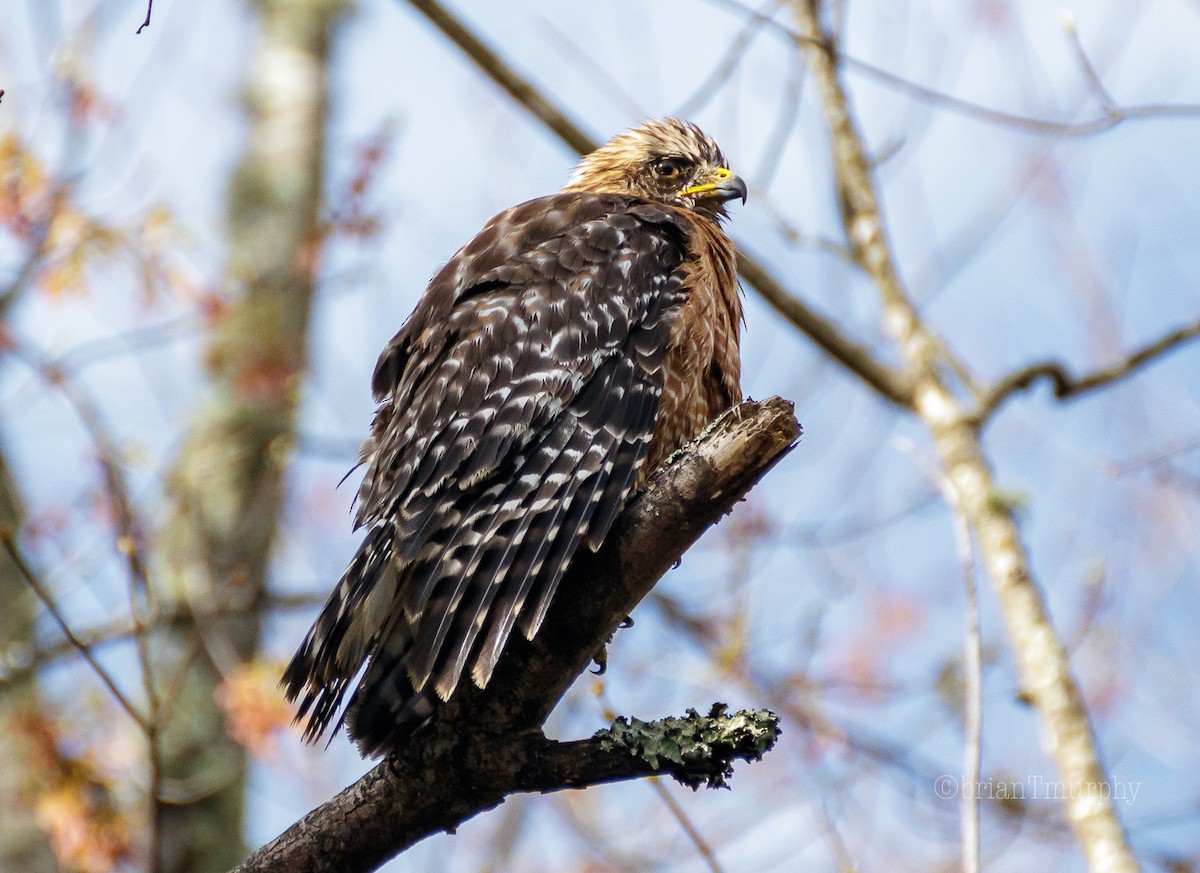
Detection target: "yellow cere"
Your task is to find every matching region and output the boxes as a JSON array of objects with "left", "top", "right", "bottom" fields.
[{"left": 680, "top": 166, "right": 732, "bottom": 197}]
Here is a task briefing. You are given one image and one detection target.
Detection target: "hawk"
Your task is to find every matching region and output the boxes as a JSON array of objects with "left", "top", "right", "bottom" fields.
[{"left": 284, "top": 118, "right": 747, "bottom": 756}]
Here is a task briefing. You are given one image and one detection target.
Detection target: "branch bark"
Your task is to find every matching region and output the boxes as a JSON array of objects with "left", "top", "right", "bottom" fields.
[{"left": 233, "top": 396, "right": 800, "bottom": 873}]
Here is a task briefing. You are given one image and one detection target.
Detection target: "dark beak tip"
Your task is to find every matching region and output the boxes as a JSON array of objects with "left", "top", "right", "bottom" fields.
[{"left": 722, "top": 174, "right": 749, "bottom": 205}]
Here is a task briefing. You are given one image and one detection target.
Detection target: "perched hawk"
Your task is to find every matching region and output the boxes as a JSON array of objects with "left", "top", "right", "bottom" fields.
[{"left": 284, "top": 118, "right": 746, "bottom": 756}]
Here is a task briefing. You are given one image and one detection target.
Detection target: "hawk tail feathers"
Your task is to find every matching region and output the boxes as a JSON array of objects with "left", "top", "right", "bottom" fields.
[
  {"left": 281, "top": 520, "right": 399, "bottom": 745},
  {"left": 344, "top": 642, "right": 436, "bottom": 757}
]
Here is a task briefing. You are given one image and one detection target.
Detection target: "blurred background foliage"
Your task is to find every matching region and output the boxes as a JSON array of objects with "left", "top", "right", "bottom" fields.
[{"left": 1, "top": 0, "right": 1199, "bottom": 871}]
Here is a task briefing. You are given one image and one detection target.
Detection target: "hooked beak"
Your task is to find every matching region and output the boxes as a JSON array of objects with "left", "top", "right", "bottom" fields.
[{"left": 680, "top": 166, "right": 748, "bottom": 205}]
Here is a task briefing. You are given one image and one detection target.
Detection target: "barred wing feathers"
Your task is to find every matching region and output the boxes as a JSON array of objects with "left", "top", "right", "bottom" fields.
[{"left": 282, "top": 193, "right": 692, "bottom": 754}]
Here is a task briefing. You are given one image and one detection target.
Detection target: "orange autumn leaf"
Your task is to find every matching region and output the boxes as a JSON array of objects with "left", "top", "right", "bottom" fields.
[
  {"left": 0, "top": 132, "right": 52, "bottom": 236},
  {"left": 17, "top": 712, "right": 136, "bottom": 873},
  {"left": 35, "top": 784, "right": 134, "bottom": 873},
  {"left": 215, "top": 660, "right": 294, "bottom": 756}
]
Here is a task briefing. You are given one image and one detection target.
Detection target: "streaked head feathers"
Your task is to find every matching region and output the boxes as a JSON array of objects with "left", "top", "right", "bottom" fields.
[{"left": 564, "top": 118, "right": 746, "bottom": 216}]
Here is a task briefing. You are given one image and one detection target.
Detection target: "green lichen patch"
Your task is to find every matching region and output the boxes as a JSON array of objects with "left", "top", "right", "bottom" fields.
[{"left": 594, "top": 703, "right": 780, "bottom": 789}]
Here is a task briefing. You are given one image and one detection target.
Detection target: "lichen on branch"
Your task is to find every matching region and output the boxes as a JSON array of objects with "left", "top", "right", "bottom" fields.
[{"left": 595, "top": 704, "right": 781, "bottom": 790}]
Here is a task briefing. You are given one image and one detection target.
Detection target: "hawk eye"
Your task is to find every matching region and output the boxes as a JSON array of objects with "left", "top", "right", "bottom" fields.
[{"left": 652, "top": 157, "right": 689, "bottom": 179}]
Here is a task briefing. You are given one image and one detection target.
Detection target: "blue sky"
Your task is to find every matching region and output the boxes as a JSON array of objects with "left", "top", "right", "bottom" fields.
[{"left": 2, "top": 0, "right": 1200, "bottom": 869}]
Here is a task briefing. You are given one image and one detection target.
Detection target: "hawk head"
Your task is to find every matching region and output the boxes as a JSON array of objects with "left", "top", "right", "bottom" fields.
[{"left": 563, "top": 118, "right": 748, "bottom": 219}]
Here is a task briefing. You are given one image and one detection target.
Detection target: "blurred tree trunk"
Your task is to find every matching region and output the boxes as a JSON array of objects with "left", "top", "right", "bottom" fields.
[
  {"left": 151, "top": 1, "right": 345, "bottom": 870},
  {"left": 0, "top": 450, "right": 58, "bottom": 873}
]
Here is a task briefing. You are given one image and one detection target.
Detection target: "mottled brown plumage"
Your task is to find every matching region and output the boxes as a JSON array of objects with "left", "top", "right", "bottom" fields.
[{"left": 283, "top": 118, "right": 746, "bottom": 756}]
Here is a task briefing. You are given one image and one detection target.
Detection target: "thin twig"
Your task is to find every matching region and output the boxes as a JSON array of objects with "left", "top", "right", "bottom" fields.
[
  {"left": 1, "top": 94, "right": 91, "bottom": 315},
  {"left": 1062, "top": 13, "right": 1116, "bottom": 110},
  {"left": 10, "top": 344, "right": 153, "bottom": 592},
  {"left": 137, "top": 0, "right": 154, "bottom": 34},
  {"left": 147, "top": 727, "right": 163, "bottom": 873},
  {"left": 911, "top": 146, "right": 1057, "bottom": 301},
  {"left": 650, "top": 777, "right": 726, "bottom": 873},
  {"left": 675, "top": 0, "right": 785, "bottom": 118},
  {"left": 5, "top": 340, "right": 164, "bottom": 750},
  {"left": 8, "top": 341, "right": 161, "bottom": 682},
  {"left": 148, "top": 632, "right": 208, "bottom": 753},
  {"left": 974, "top": 319, "right": 1200, "bottom": 424},
  {"left": 900, "top": 438, "right": 983, "bottom": 873},
  {"left": 753, "top": 196, "right": 856, "bottom": 264},
  {"left": 403, "top": 0, "right": 598, "bottom": 155},
  {"left": 753, "top": 43, "right": 806, "bottom": 190},
  {"left": 956, "top": 510, "right": 982, "bottom": 873},
  {"left": 1112, "top": 430, "right": 1200, "bottom": 477},
  {"left": 538, "top": 18, "right": 645, "bottom": 121},
  {"left": 52, "top": 315, "right": 201, "bottom": 372},
  {"left": 8, "top": 338, "right": 169, "bottom": 873},
  {"left": 0, "top": 211, "right": 55, "bottom": 317},
  {"left": 814, "top": 802, "right": 856, "bottom": 871},
  {"left": 0, "top": 592, "right": 323, "bottom": 690},
  {"left": 709, "top": 0, "right": 1200, "bottom": 137},
  {"left": 2, "top": 532, "right": 149, "bottom": 731}
]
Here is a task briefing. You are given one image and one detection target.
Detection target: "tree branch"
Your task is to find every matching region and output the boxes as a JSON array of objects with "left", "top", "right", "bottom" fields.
[
  {"left": 404, "top": 0, "right": 598, "bottom": 155},
  {"left": 136, "top": 0, "right": 154, "bottom": 34},
  {"left": 0, "top": 593, "right": 324, "bottom": 688},
  {"left": 514, "top": 705, "right": 780, "bottom": 794},
  {"left": 233, "top": 397, "right": 800, "bottom": 873},
  {"left": 790, "top": 3, "right": 1140, "bottom": 870},
  {"left": 711, "top": 0, "right": 1200, "bottom": 138},
  {"left": 734, "top": 250, "right": 912, "bottom": 406},
  {"left": 1, "top": 532, "right": 150, "bottom": 732},
  {"left": 974, "top": 318, "right": 1200, "bottom": 424}
]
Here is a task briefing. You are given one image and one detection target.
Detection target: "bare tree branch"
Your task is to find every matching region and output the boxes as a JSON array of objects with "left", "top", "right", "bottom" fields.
[
  {"left": 234, "top": 397, "right": 800, "bottom": 873},
  {"left": 4, "top": 339, "right": 155, "bottom": 597},
  {"left": 789, "top": 2, "right": 1140, "bottom": 870},
  {"left": 3, "top": 339, "right": 166, "bottom": 838},
  {"left": 0, "top": 222, "right": 53, "bottom": 317},
  {"left": 237, "top": 709, "right": 779, "bottom": 873},
  {"left": 974, "top": 319, "right": 1200, "bottom": 424},
  {"left": 0, "top": 593, "right": 324, "bottom": 688},
  {"left": 4, "top": 341, "right": 164, "bottom": 798},
  {"left": 1, "top": 532, "right": 149, "bottom": 732},
  {"left": 650, "top": 776, "right": 727, "bottom": 873},
  {"left": 1062, "top": 13, "right": 1117, "bottom": 111},
  {"left": 712, "top": 0, "right": 1200, "bottom": 137},
  {"left": 892, "top": 437, "right": 983, "bottom": 872},
  {"left": 675, "top": 0, "right": 786, "bottom": 119},
  {"left": 752, "top": 42, "right": 807, "bottom": 190},
  {"left": 404, "top": 0, "right": 598, "bottom": 155},
  {"left": 733, "top": 250, "right": 913, "bottom": 406},
  {"left": 137, "top": 0, "right": 154, "bottom": 34}
]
